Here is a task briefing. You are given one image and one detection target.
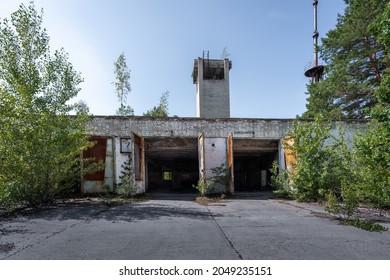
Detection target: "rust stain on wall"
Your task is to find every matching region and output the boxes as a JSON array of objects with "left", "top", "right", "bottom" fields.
[
  {"left": 83, "top": 136, "right": 107, "bottom": 180},
  {"left": 283, "top": 137, "right": 296, "bottom": 174}
]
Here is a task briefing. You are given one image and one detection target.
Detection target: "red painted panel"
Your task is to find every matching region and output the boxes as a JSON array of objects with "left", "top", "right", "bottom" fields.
[{"left": 83, "top": 137, "right": 107, "bottom": 181}]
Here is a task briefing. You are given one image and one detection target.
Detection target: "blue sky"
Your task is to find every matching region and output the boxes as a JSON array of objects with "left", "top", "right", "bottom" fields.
[{"left": 1, "top": 0, "right": 346, "bottom": 118}]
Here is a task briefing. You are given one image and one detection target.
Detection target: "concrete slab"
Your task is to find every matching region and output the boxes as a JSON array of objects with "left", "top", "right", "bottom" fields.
[
  {"left": 209, "top": 199, "right": 390, "bottom": 259},
  {"left": 0, "top": 195, "right": 389, "bottom": 259}
]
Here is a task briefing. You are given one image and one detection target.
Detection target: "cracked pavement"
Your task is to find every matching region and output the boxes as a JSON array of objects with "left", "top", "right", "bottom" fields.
[{"left": 1, "top": 194, "right": 389, "bottom": 259}]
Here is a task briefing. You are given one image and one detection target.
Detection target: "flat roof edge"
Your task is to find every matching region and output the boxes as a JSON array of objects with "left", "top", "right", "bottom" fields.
[{"left": 89, "top": 115, "right": 370, "bottom": 123}]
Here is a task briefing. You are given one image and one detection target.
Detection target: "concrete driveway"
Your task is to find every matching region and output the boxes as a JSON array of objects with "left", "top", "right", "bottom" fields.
[{"left": 1, "top": 193, "right": 389, "bottom": 259}]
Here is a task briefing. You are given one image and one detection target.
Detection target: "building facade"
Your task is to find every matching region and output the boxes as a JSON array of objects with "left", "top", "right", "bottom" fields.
[
  {"left": 82, "top": 57, "right": 366, "bottom": 194},
  {"left": 83, "top": 116, "right": 366, "bottom": 194}
]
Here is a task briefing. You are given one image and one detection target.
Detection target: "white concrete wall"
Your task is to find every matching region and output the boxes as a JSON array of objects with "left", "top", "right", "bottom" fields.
[
  {"left": 204, "top": 137, "right": 227, "bottom": 193},
  {"left": 329, "top": 123, "right": 362, "bottom": 148}
]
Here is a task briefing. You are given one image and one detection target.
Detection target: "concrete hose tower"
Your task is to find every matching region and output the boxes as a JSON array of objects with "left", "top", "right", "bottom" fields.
[{"left": 193, "top": 52, "right": 232, "bottom": 118}]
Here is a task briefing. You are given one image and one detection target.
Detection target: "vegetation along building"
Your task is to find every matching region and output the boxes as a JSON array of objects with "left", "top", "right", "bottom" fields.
[{"left": 83, "top": 57, "right": 366, "bottom": 194}]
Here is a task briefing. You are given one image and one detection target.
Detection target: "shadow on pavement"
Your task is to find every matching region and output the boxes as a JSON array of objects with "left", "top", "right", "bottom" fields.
[
  {"left": 0, "top": 194, "right": 218, "bottom": 224},
  {"left": 0, "top": 191, "right": 274, "bottom": 225}
]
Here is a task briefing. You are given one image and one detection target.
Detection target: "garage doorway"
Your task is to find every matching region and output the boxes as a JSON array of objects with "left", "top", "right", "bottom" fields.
[
  {"left": 145, "top": 137, "right": 199, "bottom": 193},
  {"left": 233, "top": 139, "right": 279, "bottom": 191}
]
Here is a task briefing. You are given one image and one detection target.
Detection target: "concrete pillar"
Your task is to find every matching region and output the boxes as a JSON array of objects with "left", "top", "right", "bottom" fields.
[
  {"left": 196, "top": 58, "right": 204, "bottom": 117},
  {"left": 278, "top": 139, "right": 286, "bottom": 171},
  {"left": 203, "top": 137, "right": 228, "bottom": 193}
]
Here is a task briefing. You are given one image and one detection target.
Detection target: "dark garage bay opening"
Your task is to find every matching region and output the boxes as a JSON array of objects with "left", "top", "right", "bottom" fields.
[
  {"left": 145, "top": 137, "right": 199, "bottom": 193},
  {"left": 233, "top": 139, "right": 279, "bottom": 192}
]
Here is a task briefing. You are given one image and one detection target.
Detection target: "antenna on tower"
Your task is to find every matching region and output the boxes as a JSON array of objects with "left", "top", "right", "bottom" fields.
[
  {"left": 304, "top": 0, "right": 324, "bottom": 83},
  {"left": 203, "top": 50, "right": 210, "bottom": 71}
]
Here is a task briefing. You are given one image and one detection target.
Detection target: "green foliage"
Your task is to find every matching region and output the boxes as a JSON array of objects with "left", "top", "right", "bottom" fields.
[
  {"left": 290, "top": 0, "right": 390, "bottom": 227},
  {"left": 192, "top": 178, "right": 214, "bottom": 196},
  {"left": 116, "top": 104, "right": 134, "bottom": 116},
  {"left": 369, "top": 2, "right": 390, "bottom": 126},
  {"left": 0, "top": 3, "right": 94, "bottom": 208},
  {"left": 117, "top": 154, "right": 137, "bottom": 198},
  {"left": 369, "top": 1, "right": 390, "bottom": 50},
  {"left": 302, "top": 77, "right": 343, "bottom": 120},
  {"left": 210, "top": 163, "right": 230, "bottom": 187},
  {"left": 113, "top": 52, "right": 134, "bottom": 116},
  {"left": 345, "top": 218, "right": 388, "bottom": 232},
  {"left": 304, "top": 0, "right": 387, "bottom": 119},
  {"left": 341, "top": 185, "right": 359, "bottom": 217},
  {"left": 271, "top": 115, "right": 355, "bottom": 204},
  {"left": 350, "top": 1, "right": 390, "bottom": 210},
  {"left": 292, "top": 117, "right": 331, "bottom": 200},
  {"left": 325, "top": 187, "right": 359, "bottom": 219},
  {"left": 271, "top": 114, "right": 388, "bottom": 216},
  {"left": 372, "top": 76, "right": 390, "bottom": 121},
  {"left": 193, "top": 163, "right": 229, "bottom": 195},
  {"left": 325, "top": 191, "right": 342, "bottom": 216},
  {"left": 288, "top": 115, "right": 350, "bottom": 201},
  {"left": 143, "top": 91, "right": 169, "bottom": 117},
  {"left": 276, "top": 0, "right": 390, "bottom": 205},
  {"left": 353, "top": 122, "right": 390, "bottom": 209},
  {"left": 270, "top": 161, "right": 294, "bottom": 199}
]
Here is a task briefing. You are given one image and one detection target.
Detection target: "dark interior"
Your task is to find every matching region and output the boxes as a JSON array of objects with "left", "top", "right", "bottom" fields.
[
  {"left": 145, "top": 137, "right": 199, "bottom": 193},
  {"left": 144, "top": 137, "right": 279, "bottom": 193},
  {"left": 233, "top": 139, "right": 279, "bottom": 191}
]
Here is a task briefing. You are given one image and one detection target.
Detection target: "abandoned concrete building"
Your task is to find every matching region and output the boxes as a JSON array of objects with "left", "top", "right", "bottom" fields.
[{"left": 82, "top": 57, "right": 366, "bottom": 194}]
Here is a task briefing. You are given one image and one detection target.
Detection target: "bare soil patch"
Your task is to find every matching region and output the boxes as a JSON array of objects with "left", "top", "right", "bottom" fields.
[{"left": 195, "top": 194, "right": 229, "bottom": 206}]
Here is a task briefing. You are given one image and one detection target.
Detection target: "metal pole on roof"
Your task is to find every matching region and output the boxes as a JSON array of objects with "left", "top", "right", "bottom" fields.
[
  {"left": 304, "top": 0, "right": 324, "bottom": 83},
  {"left": 313, "top": 0, "right": 319, "bottom": 68}
]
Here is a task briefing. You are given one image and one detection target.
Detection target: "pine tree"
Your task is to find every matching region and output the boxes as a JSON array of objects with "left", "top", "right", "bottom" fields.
[
  {"left": 303, "top": 0, "right": 388, "bottom": 119},
  {"left": 352, "top": 2, "right": 390, "bottom": 209},
  {"left": 118, "top": 154, "right": 136, "bottom": 197},
  {"left": 143, "top": 91, "right": 170, "bottom": 117}
]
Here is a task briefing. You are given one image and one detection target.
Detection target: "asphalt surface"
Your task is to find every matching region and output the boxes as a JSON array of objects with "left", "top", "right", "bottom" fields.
[{"left": 1, "top": 193, "right": 389, "bottom": 260}]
